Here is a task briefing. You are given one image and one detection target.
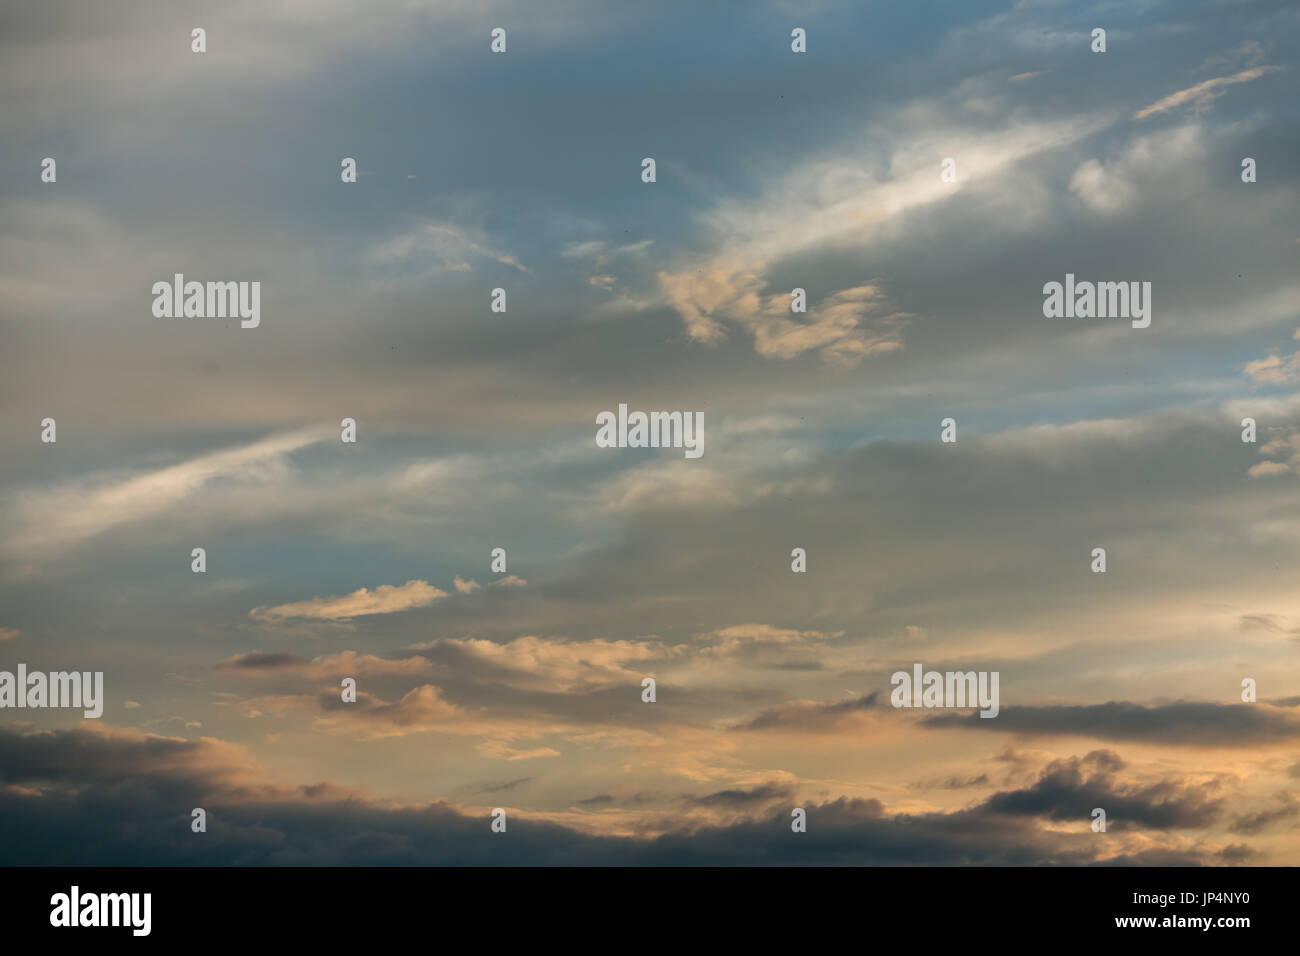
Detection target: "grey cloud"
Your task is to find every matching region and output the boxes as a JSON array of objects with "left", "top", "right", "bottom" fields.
[
  {"left": 981, "top": 752, "right": 1225, "bottom": 830},
  {"left": 923, "top": 700, "right": 1300, "bottom": 746},
  {"left": 0, "top": 726, "right": 1241, "bottom": 865},
  {"left": 215, "top": 652, "right": 307, "bottom": 671},
  {"left": 475, "top": 777, "right": 536, "bottom": 795},
  {"left": 738, "top": 693, "right": 882, "bottom": 732},
  {"left": 1229, "top": 793, "right": 1300, "bottom": 834},
  {"left": 686, "top": 783, "right": 795, "bottom": 809}
]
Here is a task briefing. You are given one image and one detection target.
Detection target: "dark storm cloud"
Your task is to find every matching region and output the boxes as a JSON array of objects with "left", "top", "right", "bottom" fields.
[
  {"left": 0, "top": 725, "right": 237, "bottom": 789},
  {"left": 630, "top": 792, "right": 1225, "bottom": 866},
  {"left": 981, "top": 751, "right": 1225, "bottom": 830},
  {"left": 0, "top": 726, "right": 1241, "bottom": 865}
]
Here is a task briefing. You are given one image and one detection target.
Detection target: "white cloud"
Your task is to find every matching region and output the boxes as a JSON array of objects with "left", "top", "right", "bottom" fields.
[
  {"left": 3, "top": 427, "right": 330, "bottom": 562},
  {"left": 1133, "top": 67, "right": 1278, "bottom": 121},
  {"left": 251, "top": 580, "right": 449, "bottom": 623},
  {"left": 427, "top": 635, "right": 673, "bottom": 692},
  {"left": 658, "top": 112, "right": 1109, "bottom": 361},
  {"left": 367, "top": 221, "right": 529, "bottom": 277},
  {"left": 1069, "top": 125, "right": 1204, "bottom": 216},
  {"left": 1246, "top": 352, "right": 1300, "bottom": 386}
]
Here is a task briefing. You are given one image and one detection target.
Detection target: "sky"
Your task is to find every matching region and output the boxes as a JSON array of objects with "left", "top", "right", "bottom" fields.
[{"left": 1, "top": 0, "right": 1298, "bottom": 865}]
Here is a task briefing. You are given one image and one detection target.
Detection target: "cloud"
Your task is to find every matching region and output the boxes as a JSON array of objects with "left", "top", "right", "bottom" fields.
[
  {"left": 474, "top": 740, "right": 563, "bottom": 761},
  {"left": 0, "top": 724, "right": 266, "bottom": 795},
  {"left": 215, "top": 652, "right": 307, "bottom": 671},
  {"left": 1238, "top": 614, "right": 1300, "bottom": 636},
  {"left": 0, "top": 627, "right": 18, "bottom": 643},
  {"left": 659, "top": 271, "right": 908, "bottom": 365},
  {"left": 3, "top": 428, "right": 330, "bottom": 562},
  {"left": 4, "top": 0, "right": 1299, "bottom": 869},
  {"left": 596, "top": 461, "right": 741, "bottom": 514},
  {"left": 0, "top": 725, "right": 1243, "bottom": 865},
  {"left": 316, "top": 685, "right": 462, "bottom": 738},
  {"left": 1229, "top": 793, "right": 1300, "bottom": 834},
  {"left": 474, "top": 777, "right": 536, "bottom": 794},
  {"left": 686, "top": 783, "right": 794, "bottom": 810},
  {"left": 420, "top": 635, "right": 673, "bottom": 693},
  {"left": 215, "top": 649, "right": 433, "bottom": 679},
  {"left": 367, "top": 221, "right": 529, "bottom": 277},
  {"left": 220, "top": 694, "right": 318, "bottom": 720},
  {"left": 983, "top": 751, "right": 1225, "bottom": 830},
  {"left": 561, "top": 238, "right": 654, "bottom": 268},
  {"left": 1132, "top": 67, "right": 1278, "bottom": 121},
  {"left": 1069, "top": 125, "right": 1203, "bottom": 216},
  {"left": 1247, "top": 428, "right": 1300, "bottom": 478},
  {"left": 656, "top": 113, "right": 1105, "bottom": 361},
  {"left": 1245, "top": 352, "right": 1300, "bottom": 386},
  {"left": 250, "top": 580, "right": 449, "bottom": 623},
  {"left": 738, "top": 693, "right": 881, "bottom": 732},
  {"left": 0, "top": 1, "right": 499, "bottom": 130},
  {"left": 924, "top": 700, "right": 1300, "bottom": 746},
  {"left": 694, "top": 624, "right": 842, "bottom": 670},
  {"left": 1248, "top": 460, "right": 1293, "bottom": 478},
  {"left": 1069, "top": 158, "right": 1138, "bottom": 216}
]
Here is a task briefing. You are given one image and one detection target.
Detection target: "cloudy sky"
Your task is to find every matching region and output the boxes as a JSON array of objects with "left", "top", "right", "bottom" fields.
[{"left": 1, "top": 0, "right": 1298, "bottom": 865}]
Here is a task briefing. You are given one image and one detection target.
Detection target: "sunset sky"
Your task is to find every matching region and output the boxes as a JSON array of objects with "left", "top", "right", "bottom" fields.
[{"left": 2, "top": 0, "right": 1299, "bottom": 864}]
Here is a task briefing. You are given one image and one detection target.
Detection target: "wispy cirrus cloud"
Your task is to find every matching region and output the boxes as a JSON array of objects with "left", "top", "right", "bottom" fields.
[
  {"left": 1133, "top": 66, "right": 1279, "bottom": 121},
  {"left": 657, "top": 112, "right": 1108, "bottom": 361},
  {"left": 2, "top": 427, "right": 331, "bottom": 565},
  {"left": 367, "top": 220, "right": 530, "bottom": 278},
  {"left": 250, "top": 580, "right": 449, "bottom": 623}
]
